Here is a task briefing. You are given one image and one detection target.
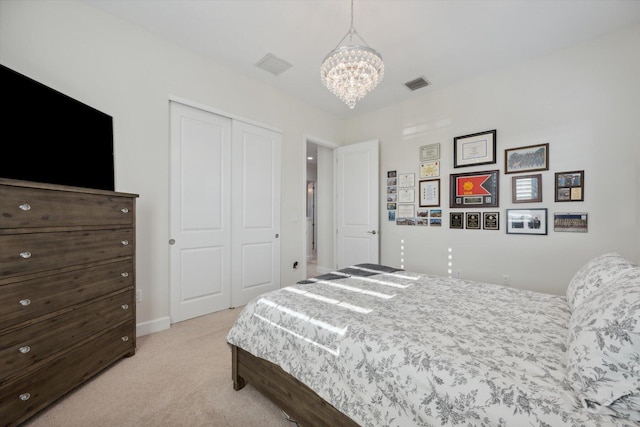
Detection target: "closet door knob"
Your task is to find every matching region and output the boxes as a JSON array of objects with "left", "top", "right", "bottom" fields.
[
  {"left": 19, "top": 393, "right": 31, "bottom": 401},
  {"left": 121, "top": 240, "right": 129, "bottom": 246},
  {"left": 121, "top": 336, "right": 129, "bottom": 342},
  {"left": 121, "top": 208, "right": 129, "bottom": 213},
  {"left": 19, "top": 203, "right": 31, "bottom": 211},
  {"left": 19, "top": 346, "right": 31, "bottom": 354},
  {"left": 121, "top": 304, "right": 129, "bottom": 310},
  {"left": 121, "top": 272, "right": 129, "bottom": 277},
  {"left": 19, "top": 299, "right": 31, "bottom": 306},
  {"left": 20, "top": 252, "right": 32, "bottom": 259}
]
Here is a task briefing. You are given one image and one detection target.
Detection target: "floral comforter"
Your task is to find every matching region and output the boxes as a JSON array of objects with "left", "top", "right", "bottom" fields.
[{"left": 226, "top": 264, "right": 632, "bottom": 426}]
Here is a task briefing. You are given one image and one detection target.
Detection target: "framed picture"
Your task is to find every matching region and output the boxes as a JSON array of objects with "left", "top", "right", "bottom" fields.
[
  {"left": 449, "top": 170, "right": 499, "bottom": 208},
  {"left": 419, "top": 179, "right": 440, "bottom": 207},
  {"left": 397, "top": 204, "right": 415, "bottom": 218},
  {"left": 512, "top": 174, "right": 542, "bottom": 203},
  {"left": 398, "top": 173, "right": 415, "bottom": 188},
  {"left": 504, "top": 143, "right": 549, "bottom": 174},
  {"left": 419, "top": 160, "right": 440, "bottom": 178},
  {"left": 483, "top": 212, "right": 500, "bottom": 230},
  {"left": 466, "top": 212, "right": 481, "bottom": 229},
  {"left": 555, "top": 170, "right": 584, "bottom": 202},
  {"left": 506, "top": 208, "right": 548, "bottom": 235},
  {"left": 388, "top": 210, "right": 396, "bottom": 221},
  {"left": 554, "top": 212, "right": 588, "bottom": 232},
  {"left": 398, "top": 188, "right": 415, "bottom": 203},
  {"left": 450, "top": 212, "right": 464, "bottom": 229},
  {"left": 420, "top": 143, "right": 440, "bottom": 161},
  {"left": 453, "top": 129, "right": 497, "bottom": 168}
]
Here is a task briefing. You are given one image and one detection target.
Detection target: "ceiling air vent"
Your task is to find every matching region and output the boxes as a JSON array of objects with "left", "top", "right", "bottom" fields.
[
  {"left": 404, "top": 77, "right": 430, "bottom": 91},
  {"left": 255, "top": 53, "right": 293, "bottom": 76}
]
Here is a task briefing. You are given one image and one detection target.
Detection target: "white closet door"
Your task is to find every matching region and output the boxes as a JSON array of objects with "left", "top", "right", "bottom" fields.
[
  {"left": 231, "top": 120, "right": 281, "bottom": 307},
  {"left": 169, "top": 102, "right": 232, "bottom": 323}
]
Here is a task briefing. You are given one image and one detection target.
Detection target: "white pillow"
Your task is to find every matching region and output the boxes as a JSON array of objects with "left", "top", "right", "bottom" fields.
[
  {"left": 565, "top": 252, "right": 635, "bottom": 311},
  {"left": 565, "top": 267, "right": 640, "bottom": 417}
]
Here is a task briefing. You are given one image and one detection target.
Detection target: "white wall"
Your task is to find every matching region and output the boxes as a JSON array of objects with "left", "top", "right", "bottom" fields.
[
  {"left": 0, "top": 0, "right": 343, "bottom": 334},
  {"left": 344, "top": 25, "right": 640, "bottom": 295}
]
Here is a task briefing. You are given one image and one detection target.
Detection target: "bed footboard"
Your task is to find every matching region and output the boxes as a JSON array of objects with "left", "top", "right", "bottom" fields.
[{"left": 230, "top": 345, "right": 359, "bottom": 427}]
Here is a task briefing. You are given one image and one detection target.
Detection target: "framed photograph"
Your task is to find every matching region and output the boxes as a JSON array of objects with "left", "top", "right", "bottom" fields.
[
  {"left": 387, "top": 203, "right": 396, "bottom": 210},
  {"left": 453, "top": 129, "right": 497, "bottom": 168},
  {"left": 387, "top": 177, "right": 397, "bottom": 186},
  {"left": 554, "top": 212, "right": 588, "bottom": 232},
  {"left": 419, "top": 160, "right": 440, "bottom": 178},
  {"left": 419, "top": 179, "right": 440, "bottom": 207},
  {"left": 398, "top": 188, "right": 415, "bottom": 203},
  {"left": 388, "top": 210, "right": 396, "bottom": 221},
  {"left": 504, "top": 143, "right": 549, "bottom": 174},
  {"left": 555, "top": 170, "right": 584, "bottom": 202},
  {"left": 420, "top": 143, "right": 440, "bottom": 161},
  {"left": 416, "top": 217, "right": 429, "bottom": 226},
  {"left": 450, "top": 212, "right": 464, "bottom": 229},
  {"left": 387, "top": 170, "right": 397, "bottom": 178},
  {"left": 430, "top": 218, "right": 442, "bottom": 227},
  {"left": 398, "top": 173, "right": 415, "bottom": 188},
  {"left": 483, "top": 212, "right": 500, "bottom": 230},
  {"left": 506, "top": 208, "right": 548, "bottom": 235},
  {"left": 449, "top": 170, "right": 499, "bottom": 208},
  {"left": 416, "top": 208, "right": 429, "bottom": 218},
  {"left": 430, "top": 209, "right": 442, "bottom": 218},
  {"left": 466, "top": 212, "right": 481, "bottom": 230},
  {"left": 512, "top": 174, "right": 542, "bottom": 203}
]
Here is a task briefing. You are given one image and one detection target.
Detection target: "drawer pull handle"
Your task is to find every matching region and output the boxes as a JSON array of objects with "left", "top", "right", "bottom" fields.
[
  {"left": 20, "top": 251, "right": 32, "bottom": 259},
  {"left": 121, "top": 208, "right": 129, "bottom": 213},
  {"left": 121, "top": 240, "right": 129, "bottom": 246},
  {"left": 121, "top": 304, "right": 129, "bottom": 310},
  {"left": 19, "top": 346, "right": 31, "bottom": 354},
  {"left": 19, "top": 299, "right": 31, "bottom": 306},
  {"left": 121, "top": 336, "right": 129, "bottom": 342},
  {"left": 19, "top": 203, "right": 31, "bottom": 211},
  {"left": 19, "top": 393, "right": 31, "bottom": 401},
  {"left": 121, "top": 272, "right": 129, "bottom": 277}
]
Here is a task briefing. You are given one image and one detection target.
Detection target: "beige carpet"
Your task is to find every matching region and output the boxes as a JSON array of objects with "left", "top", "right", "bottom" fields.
[{"left": 23, "top": 308, "right": 293, "bottom": 427}]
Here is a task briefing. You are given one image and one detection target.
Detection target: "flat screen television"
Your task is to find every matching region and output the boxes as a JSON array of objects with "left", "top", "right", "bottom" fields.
[{"left": 0, "top": 64, "right": 115, "bottom": 191}]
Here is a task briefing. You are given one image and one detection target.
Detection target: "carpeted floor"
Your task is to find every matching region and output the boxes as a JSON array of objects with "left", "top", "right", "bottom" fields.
[{"left": 22, "top": 308, "right": 293, "bottom": 427}]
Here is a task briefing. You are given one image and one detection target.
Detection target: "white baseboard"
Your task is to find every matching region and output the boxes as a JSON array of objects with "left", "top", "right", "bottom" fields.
[
  {"left": 136, "top": 316, "right": 171, "bottom": 337},
  {"left": 316, "top": 265, "right": 332, "bottom": 274}
]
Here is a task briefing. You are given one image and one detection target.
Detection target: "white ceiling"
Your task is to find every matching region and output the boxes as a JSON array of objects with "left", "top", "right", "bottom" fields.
[{"left": 84, "top": 0, "right": 640, "bottom": 119}]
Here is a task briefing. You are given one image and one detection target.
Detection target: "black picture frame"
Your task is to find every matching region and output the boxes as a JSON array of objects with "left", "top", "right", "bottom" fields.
[
  {"left": 453, "top": 129, "right": 497, "bottom": 168},
  {"left": 449, "top": 170, "right": 499, "bottom": 208},
  {"left": 504, "top": 143, "right": 549, "bottom": 174},
  {"left": 483, "top": 212, "right": 500, "bottom": 230},
  {"left": 555, "top": 170, "right": 584, "bottom": 202},
  {"left": 512, "top": 174, "right": 542, "bottom": 203},
  {"left": 506, "top": 208, "right": 548, "bottom": 235},
  {"left": 466, "top": 212, "right": 481, "bottom": 229}
]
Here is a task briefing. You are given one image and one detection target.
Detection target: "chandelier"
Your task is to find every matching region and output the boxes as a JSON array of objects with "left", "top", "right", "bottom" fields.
[{"left": 320, "top": 0, "right": 384, "bottom": 109}]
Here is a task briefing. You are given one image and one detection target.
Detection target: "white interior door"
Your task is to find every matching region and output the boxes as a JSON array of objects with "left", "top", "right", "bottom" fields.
[
  {"left": 231, "top": 120, "right": 281, "bottom": 307},
  {"left": 336, "top": 140, "right": 380, "bottom": 269},
  {"left": 169, "top": 102, "right": 232, "bottom": 323}
]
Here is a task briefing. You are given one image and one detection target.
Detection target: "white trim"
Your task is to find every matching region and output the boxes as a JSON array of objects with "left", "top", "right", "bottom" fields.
[
  {"left": 136, "top": 316, "right": 171, "bottom": 337},
  {"left": 168, "top": 95, "right": 282, "bottom": 133}
]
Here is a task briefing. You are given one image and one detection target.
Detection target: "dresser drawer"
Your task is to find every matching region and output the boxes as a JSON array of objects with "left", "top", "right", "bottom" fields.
[
  {"left": 0, "top": 321, "right": 134, "bottom": 427},
  {"left": 0, "top": 260, "right": 133, "bottom": 329},
  {"left": 0, "top": 291, "right": 133, "bottom": 382},
  {"left": 0, "top": 229, "right": 134, "bottom": 279},
  {"left": 0, "top": 185, "right": 134, "bottom": 229}
]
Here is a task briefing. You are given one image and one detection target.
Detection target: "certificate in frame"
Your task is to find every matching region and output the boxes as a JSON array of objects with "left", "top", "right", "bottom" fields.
[
  {"left": 453, "top": 129, "right": 497, "bottom": 168},
  {"left": 418, "top": 179, "right": 440, "bottom": 207}
]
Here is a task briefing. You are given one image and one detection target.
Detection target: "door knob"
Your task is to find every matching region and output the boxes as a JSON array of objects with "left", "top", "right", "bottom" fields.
[
  {"left": 367, "top": 230, "right": 377, "bottom": 235},
  {"left": 169, "top": 239, "right": 176, "bottom": 245}
]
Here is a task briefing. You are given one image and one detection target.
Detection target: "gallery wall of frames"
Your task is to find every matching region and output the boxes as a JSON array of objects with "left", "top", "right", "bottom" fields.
[{"left": 386, "top": 129, "right": 588, "bottom": 235}]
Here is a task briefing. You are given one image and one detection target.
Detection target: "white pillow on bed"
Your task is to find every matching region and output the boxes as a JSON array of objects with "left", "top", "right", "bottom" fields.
[
  {"left": 566, "top": 267, "right": 640, "bottom": 419},
  {"left": 565, "top": 252, "right": 636, "bottom": 311}
]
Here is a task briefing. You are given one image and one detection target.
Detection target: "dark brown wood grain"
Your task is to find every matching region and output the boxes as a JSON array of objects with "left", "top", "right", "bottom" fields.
[
  {"left": 0, "top": 179, "right": 138, "bottom": 427},
  {"left": 232, "top": 345, "right": 360, "bottom": 427}
]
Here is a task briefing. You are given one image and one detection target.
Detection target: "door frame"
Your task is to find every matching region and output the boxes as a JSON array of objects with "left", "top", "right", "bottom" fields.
[{"left": 302, "top": 135, "right": 338, "bottom": 279}]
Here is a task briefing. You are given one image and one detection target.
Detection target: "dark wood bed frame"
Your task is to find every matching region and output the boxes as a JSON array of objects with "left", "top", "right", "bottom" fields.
[{"left": 231, "top": 344, "right": 360, "bottom": 426}]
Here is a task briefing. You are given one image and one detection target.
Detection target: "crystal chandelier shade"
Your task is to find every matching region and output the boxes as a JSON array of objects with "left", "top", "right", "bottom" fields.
[{"left": 320, "top": 1, "right": 384, "bottom": 109}]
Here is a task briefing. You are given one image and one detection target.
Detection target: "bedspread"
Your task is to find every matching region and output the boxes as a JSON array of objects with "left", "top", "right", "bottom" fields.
[{"left": 226, "top": 264, "right": 632, "bottom": 426}]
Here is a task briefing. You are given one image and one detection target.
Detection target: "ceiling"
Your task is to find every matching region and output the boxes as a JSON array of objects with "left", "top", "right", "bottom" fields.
[{"left": 84, "top": 0, "right": 640, "bottom": 119}]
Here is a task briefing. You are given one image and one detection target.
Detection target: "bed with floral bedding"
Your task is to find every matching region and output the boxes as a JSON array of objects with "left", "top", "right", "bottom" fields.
[{"left": 226, "top": 254, "right": 640, "bottom": 426}]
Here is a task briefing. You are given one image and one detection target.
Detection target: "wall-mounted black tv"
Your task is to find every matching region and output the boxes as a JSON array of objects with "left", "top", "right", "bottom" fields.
[{"left": 0, "top": 64, "right": 115, "bottom": 191}]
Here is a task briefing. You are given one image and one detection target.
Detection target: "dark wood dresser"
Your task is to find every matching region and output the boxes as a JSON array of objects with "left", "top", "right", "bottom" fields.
[{"left": 0, "top": 179, "right": 138, "bottom": 426}]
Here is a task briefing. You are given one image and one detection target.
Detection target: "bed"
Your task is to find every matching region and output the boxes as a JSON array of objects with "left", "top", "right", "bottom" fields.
[{"left": 226, "top": 254, "right": 640, "bottom": 426}]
